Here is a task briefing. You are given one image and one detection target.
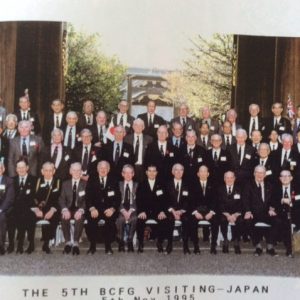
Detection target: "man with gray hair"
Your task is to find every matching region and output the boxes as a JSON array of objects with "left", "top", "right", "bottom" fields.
[
  {"left": 8, "top": 120, "right": 44, "bottom": 177},
  {"left": 246, "top": 103, "right": 265, "bottom": 138},
  {"left": 170, "top": 103, "right": 196, "bottom": 133},
  {"left": 63, "top": 111, "right": 81, "bottom": 150}
]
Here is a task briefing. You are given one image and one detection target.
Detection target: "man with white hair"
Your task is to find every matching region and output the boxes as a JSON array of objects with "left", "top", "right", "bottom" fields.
[
  {"left": 228, "top": 128, "right": 255, "bottom": 186},
  {"left": 246, "top": 104, "right": 265, "bottom": 138},
  {"left": 196, "top": 106, "right": 220, "bottom": 134},
  {"left": 63, "top": 111, "right": 81, "bottom": 150},
  {"left": 8, "top": 120, "right": 44, "bottom": 177},
  {"left": 91, "top": 110, "right": 110, "bottom": 147},
  {"left": 226, "top": 108, "right": 241, "bottom": 137},
  {"left": 170, "top": 103, "right": 196, "bottom": 133}
]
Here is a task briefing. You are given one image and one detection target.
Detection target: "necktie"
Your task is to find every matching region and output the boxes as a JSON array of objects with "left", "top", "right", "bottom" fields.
[
  {"left": 20, "top": 178, "right": 24, "bottom": 189},
  {"left": 160, "top": 144, "right": 164, "bottom": 156},
  {"left": 175, "top": 182, "right": 180, "bottom": 202},
  {"left": 115, "top": 143, "right": 120, "bottom": 163},
  {"left": 67, "top": 127, "right": 73, "bottom": 148},
  {"left": 202, "top": 136, "right": 206, "bottom": 147},
  {"left": 100, "top": 177, "right": 105, "bottom": 190},
  {"left": 45, "top": 181, "right": 50, "bottom": 189},
  {"left": 258, "top": 183, "right": 263, "bottom": 201},
  {"left": 238, "top": 146, "right": 242, "bottom": 165},
  {"left": 182, "top": 118, "right": 186, "bottom": 128},
  {"left": 202, "top": 183, "right": 206, "bottom": 196},
  {"left": 189, "top": 148, "right": 193, "bottom": 159},
  {"left": 23, "top": 112, "right": 27, "bottom": 120},
  {"left": 87, "top": 116, "right": 91, "bottom": 125},
  {"left": 272, "top": 144, "right": 275, "bottom": 151},
  {"left": 71, "top": 181, "right": 77, "bottom": 210},
  {"left": 251, "top": 118, "right": 256, "bottom": 133},
  {"left": 52, "top": 146, "right": 58, "bottom": 165},
  {"left": 22, "top": 138, "right": 28, "bottom": 156},
  {"left": 213, "top": 151, "right": 218, "bottom": 162},
  {"left": 82, "top": 146, "right": 89, "bottom": 172},
  {"left": 228, "top": 186, "right": 232, "bottom": 195},
  {"left": 149, "top": 114, "right": 153, "bottom": 126},
  {"left": 124, "top": 183, "right": 130, "bottom": 210},
  {"left": 260, "top": 160, "right": 264, "bottom": 166},
  {"left": 99, "top": 126, "right": 104, "bottom": 143},
  {"left": 282, "top": 151, "right": 288, "bottom": 166},
  {"left": 7, "top": 131, "right": 11, "bottom": 139},
  {"left": 284, "top": 186, "right": 289, "bottom": 199},
  {"left": 175, "top": 139, "right": 179, "bottom": 148},
  {"left": 120, "top": 114, "right": 124, "bottom": 126},
  {"left": 274, "top": 118, "right": 278, "bottom": 128},
  {"left": 56, "top": 115, "right": 59, "bottom": 127},
  {"left": 226, "top": 135, "right": 230, "bottom": 146},
  {"left": 134, "top": 135, "right": 140, "bottom": 163}
]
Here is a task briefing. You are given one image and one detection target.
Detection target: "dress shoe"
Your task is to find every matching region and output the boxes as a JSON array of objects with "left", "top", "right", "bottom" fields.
[
  {"left": 194, "top": 246, "right": 201, "bottom": 255},
  {"left": 42, "top": 243, "right": 51, "bottom": 254},
  {"left": 166, "top": 243, "right": 172, "bottom": 254},
  {"left": 0, "top": 247, "right": 5, "bottom": 255},
  {"left": 234, "top": 245, "right": 241, "bottom": 254},
  {"left": 286, "top": 251, "right": 294, "bottom": 258},
  {"left": 266, "top": 248, "right": 278, "bottom": 257},
  {"left": 210, "top": 246, "right": 217, "bottom": 255},
  {"left": 72, "top": 246, "right": 80, "bottom": 255},
  {"left": 137, "top": 245, "right": 144, "bottom": 253},
  {"left": 87, "top": 244, "right": 96, "bottom": 254},
  {"left": 118, "top": 243, "right": 125, "bottom": 252},
  {"left": 127, "top": 241, "right": 134, "bottom": 252},
  {"left": 63, "top": 245, "right": 72, "bottom": 254},
  {"left": 105, "top": 247, "right": 113, "bottom": 255},
  {"left": 7, "top": 245, "right": 14, "bottom": 254},
  {"left": 157, "top": 242, "right": 164, "bottom": 253},
  {"left": 222, "top": 245, "right": 229, "bottom": 253},
  {"left": 183, "top": 247, "right": 191, "bottom": 254},
  {"left": 254, "top": 248, "right": 262, "bottom": 256},
  {"left": 16, "top": 246, "right": 24, "bottom": 254},
  {"left": 25, "top": 245, "right": 34, "bottom": 254}
]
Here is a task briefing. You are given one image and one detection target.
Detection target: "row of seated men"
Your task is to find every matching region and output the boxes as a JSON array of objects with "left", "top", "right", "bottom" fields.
[{"left": 0, "top": 156, "right": 297, "bottom": 258}]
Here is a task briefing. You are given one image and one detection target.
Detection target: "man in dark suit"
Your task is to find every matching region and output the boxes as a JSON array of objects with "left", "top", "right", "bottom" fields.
[
  {"left": 226, "top": 109, "right": 242, "bottom": 137},
  {"left": 245, "top": 104, "right": 266, "bottom": 139},
  {"left": 196, "top": 123, "right": 211, "bottom": 150},
  {"left": 63, "top": 111, "right": 81, "bottom": 150},
  {"left": 168, "top": 121, "right": 185, "bottom": 149},
  {"left": 228, "top": 129, "right": 255, "bottom": 186},
  {"left": 249, "top": 130, "right": 263, "bottom": 157},
  {"left": 218, "top": 171, "right": 243, "bottom": 254},
  {"left": 100, "top": 125, "right": 134, "bottom": 180},
  {"left": 42, "top": 99, "right": 66, "bottom": 145},
  {"left": 292, "top": 129, "right": 300, "bottom": 155},
  {"left": 109, "top": 100, "right": 135, "bottom": 134},
  {"left": 33, "top": 162, "right": 61, "bottom": 254},
  {"left": 8, "top": 120, "right": 44, "bottom": 177},
  {"left": 170, "top": 103, "right": 196, "bottom": 133},
  {"left": 268, "top": 129, "right": 282, "bottom": 152},
  {"left": 8, "top": 159, "right": 36, "bottom": 254},
  {"left": 166, "top": 163, "right": 191, "bottom": 254},
  {"left": 137, "top": 100, "right": 166, "bottom": 138},
  {"left": 190, "top": 165, "right": 219, "bottom": 254},
  {"left": 178, "top": 129, "right": 207, "bottom": 182},
  {"left": 85, "top": 160, "right": 120, "bottom": 254},
  {"left": 72, "top": 129, "right": 98, "bottom": 181},
  {"left": 292, "top": 105, "right": 300, "bottom": 143},
  {"left": 265, "top": 102, "right": 292, "bottom": 137},
  {"left": 59, "top": 162, "right": 86, "bottom": 255},
  {"left": 0, "top": 162, "right": 14, "bottom": 255},
  {"left": 116, "top": 164, "right": 138, "bottom": 252},
  {"left": 206, "top": 134, "right": 231, "bottom": 185},
  {"left": 15, "top": 96, "right": 41, "bottom": 135},
  {"left": 124, "top": 118, "right": 152, "bottom": 183},
  {"left": 136, "top": 165, "right": 172, "bottom": 253},
  {"left": 271, "top": 170, "right": 299, "bottom": 257},
  {"left": 145, "top": 125, "right": 178, "bottom": 181},
  {"left": 78, "top": 100, "right": 96, "bottom": 129},
  {"left": 41, "top": 128, "right": 72, "bottom": 181},
  {"left": 196, "top": 106, "right": 220, "bottom": 134},
  {"left": 243, "top": 165, "right": 279, "bottom": 256},
  {"left": 91, "top": 110, "right": 110, "bottom": 147},
  {"left": 220, "top": 121, "right": 236, "bottom": 150}
]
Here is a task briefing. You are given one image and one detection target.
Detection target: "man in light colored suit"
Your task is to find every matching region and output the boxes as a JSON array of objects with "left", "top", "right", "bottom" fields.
[
  {"left": 59, "top": 163, "right": 86, "bottom": 255},
  {"left": 116, "top": 164, "right": 138, "bottom": 252},
  {"left": 8, "top": 120, "right": 44, "bottom": 177}
]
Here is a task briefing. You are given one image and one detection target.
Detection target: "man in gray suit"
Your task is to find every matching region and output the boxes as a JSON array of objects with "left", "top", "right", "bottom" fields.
[
  {"left": 8, "top": 120, "right": 44, "bottom": 177},
  {"left": 116, "top": 164, "right": 138, "bottom": 252},
  {"left": 124, "top": 118, "right": 153, "bottom": 183},
  {"left": 0, "top": 162, "right": 15, "bottom": 254},
  {"left": 59, "top": 162, "right": 86, "bottom": 255}
]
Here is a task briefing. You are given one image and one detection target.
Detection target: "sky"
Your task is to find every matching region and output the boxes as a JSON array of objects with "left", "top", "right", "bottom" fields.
[{"left": 1, "top": 0, "right": 300, "bottom": 70}]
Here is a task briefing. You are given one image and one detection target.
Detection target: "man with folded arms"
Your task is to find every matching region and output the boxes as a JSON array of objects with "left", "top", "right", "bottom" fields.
[
  {"left": 243, "top": 165, "right": 279, "bottom": 256},
  {"left": 59, "top": 163, "right": 86, "bottom": 255}
]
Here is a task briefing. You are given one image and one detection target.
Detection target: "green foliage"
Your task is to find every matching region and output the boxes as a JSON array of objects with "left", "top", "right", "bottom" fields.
[{"left": 65, "top": 25, "right": 126, "bottom": 114}]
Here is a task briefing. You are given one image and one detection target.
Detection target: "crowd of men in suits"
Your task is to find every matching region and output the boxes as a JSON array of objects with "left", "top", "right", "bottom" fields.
[{"left": 0, "top": 95, "right": 299, "bottom": 258}]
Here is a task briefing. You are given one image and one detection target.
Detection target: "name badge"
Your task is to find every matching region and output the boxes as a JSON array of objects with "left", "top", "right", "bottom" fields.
[
  {"left": 210, "top": 126, "right": 215, "bottom": 131},
  {"left": 40, "top": 183, "right": 46, "bottom": 188},
  {"left": 266, "top": 170, "right": 272, "bottom": 176},
  {"left": 108, "top": 191, "right": 115, "bottom": 197},
  {"left": 154, "top": 124, "right": 159, "bottom": 128},
  {"left": 197, "top": 157, "right": 203, "bottom": 163},
  {"left": 52, "top": 188, "right": 58, "bottom": 192},
  {"left": 261, "top": 126, "right": 265, "bottom": 130},
  {"left": 77, "top": 137, "right": 82, "bottom": 142},
  {"left": 0, "top": 116, "right": 2, "bottom": 122},
  {"left": 182, "top": 191, "right": 188, "bottom": 196},
  {"left": 26, "top": 189, "right": 31, "bottom": 195},
  {"left": 156, "top": 190, "right": 163, "bottom": 196},
  {"left": 29, "top": 141, "right": 36, "bottom": 146},
  {"left": 0, "top": 184, "right": 5, "bottom": 190},
  {"left": 79, "top": 190, "right": 85, "bottom": 197},
  {"left": 64, "top": 155, "right": 70, "bottom": 161},
  {"left": 91, "top": 155, "right": 97, "bottom": 162},
  {"left": 234, "top": 194, "right": 240, "bottom": 199},
  {"left": 290, "top": 161, "right": 297, "bottom": 166},
  {"left": 245, "top": 154, "right": 251, "bottom": 160},
  {"left": 30, "top": 117, "right": 35, "bottom": 122},
  {"left": 169, "top": 152, "right": 174, "bottom": 157},
  {"left": 279, "top": 126, "right": 285, "bottom": 131},
  {"left": 220, "top": 156, "right": 227, "bottom": 161},
  {"left": 123, "top": 152, "right": 129, "bottom": 158},
  {"left": 295, "top": 195, "right": 300, "bottom": 201},
  {"left": 125, "top": 122, "right": 131, "bottom": 128}
]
